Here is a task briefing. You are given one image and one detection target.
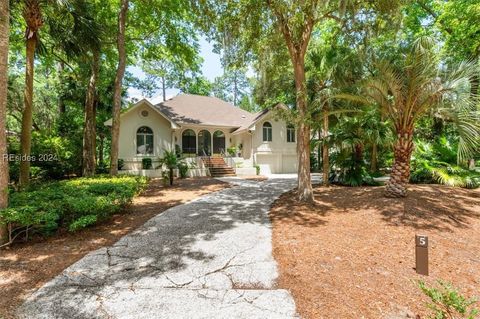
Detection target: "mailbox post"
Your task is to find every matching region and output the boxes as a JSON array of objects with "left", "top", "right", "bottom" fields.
[{"left": 415, "top": 235, "right": 429, "bottom": 276}]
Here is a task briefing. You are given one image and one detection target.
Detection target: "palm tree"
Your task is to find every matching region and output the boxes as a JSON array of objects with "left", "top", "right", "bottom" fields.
[
  {"left": 346, "top": 37, "right": 477, "bottom": 197},
  {"left": 18, "top": 0, "right": 71, "bottom": 187},
  {"left": 0, "top": 0, "right": 10, "bottom": 244},
  {"left": 18, "top": 0, "right": 44, "bottom": 187},
  {"left": 47, "top": 0, "right": 103, "bottom": 177},
  {"left": 159, "top": 150, "right": 179, "bottom": 186}
]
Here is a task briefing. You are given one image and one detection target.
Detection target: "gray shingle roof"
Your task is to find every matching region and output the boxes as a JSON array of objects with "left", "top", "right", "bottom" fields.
[{"left": 154, "top": 94, "right": 256, "bottom": 128}]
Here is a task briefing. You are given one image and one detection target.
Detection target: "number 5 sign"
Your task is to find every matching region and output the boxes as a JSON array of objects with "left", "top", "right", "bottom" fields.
[{"left": 415, "top": 235, "right": 429, "bottom": 276}]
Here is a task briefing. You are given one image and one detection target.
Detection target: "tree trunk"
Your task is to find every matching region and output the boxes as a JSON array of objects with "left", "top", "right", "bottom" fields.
[
  {"left": 161, "top": 75, "right": 166, "bottom": 101},
  {"left": 385, "top": 128, "right": 414, "bottom": 198},
  {"left": 82, "top": 50, "right": 100, "bottom": 177},
  {"left": 371, "top": 143, "right": 378, "bottom": 173},
  {"left": 19, "top": 35, "right": 37, "bottom": 187},
  {"left": 317, "top": 128, "right": 321, "bottom": 171},
  {"left": 57, "top": 62, "right": 65, "bottom": 114},
  {"left": 0, "top": 0, "right": 10, "bottom": 245},
  {"left": 169, "top": 168, "right": 173, "bottom": 186},
  {"left": 293, "top": 61, "right": 313, "bottom": 202},
  {"left": 98, "top": 133, "right": 104, "bottom": 165},
  {"left": 110, "top": 0, "right": 129, "bottom": 176},
  {"left": 322, "top": 104, "right": 329, "bottom": 187},
  {"left": 233, "top": 72, "right": 238, "bottom": 106},
  {"left": 354, "top": 143, "right": 364, "bottom": 164}
]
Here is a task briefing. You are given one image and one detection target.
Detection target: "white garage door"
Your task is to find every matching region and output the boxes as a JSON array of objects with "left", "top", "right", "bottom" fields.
[
  {"left": 282, "top": 155, "right": 298, "bottom": 173},
  {"left": 256, "top": 154, "right": 280, "bottom": 174}
]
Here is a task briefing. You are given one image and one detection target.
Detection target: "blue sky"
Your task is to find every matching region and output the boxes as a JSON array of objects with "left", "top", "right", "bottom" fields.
[{"left": 127, "top": 37, "right": 224, "bottom": 104}]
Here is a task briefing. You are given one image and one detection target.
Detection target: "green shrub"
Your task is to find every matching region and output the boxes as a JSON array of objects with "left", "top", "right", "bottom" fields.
[
  {"left": 69, "top": 215, "right": 98, "bottom": 232},
  {"left": 142, "top": 158, "right": 152, "bottom": 169},
  {"left": 0, "top": 176, "right": 148, "bottom": 244},
  {"left": 227, "top": 146, "right": 237, "bottom": 156},
  {"left": 7, "top": 133, "right": 80, "bottom": 182},
  {"left": 419, "top": 280, "right": 479, "bottom": 319},
  {"left": 178, "top": 161, "right": 189, "bottom": 178},
  {"left": 255, "top": 165, "right": 260, "bottom": 175},
  {"left": 411, "top": 139, "right": 480, "bottom": 188}
]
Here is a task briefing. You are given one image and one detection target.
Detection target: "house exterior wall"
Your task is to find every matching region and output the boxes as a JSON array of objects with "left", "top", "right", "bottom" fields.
[
  {"left": 250, "top": 115, "right": 297, "bottom": 174},
  {"left": 119, "top": 103, "right": 173, "bottom": 170},
  {"left": 116, "top": 101, "right": 298, "bottom": 174}
]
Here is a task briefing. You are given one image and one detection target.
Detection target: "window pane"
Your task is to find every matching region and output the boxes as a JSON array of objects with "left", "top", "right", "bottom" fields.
[
  {"left": 138, "top": 126, "right": 153, "bottom": 134},
  {"left": 146, "top": 135, "right": 153, "bottom": 154},
  {"left": 137, "top": 135, "right": 145, "bottom": 154}
]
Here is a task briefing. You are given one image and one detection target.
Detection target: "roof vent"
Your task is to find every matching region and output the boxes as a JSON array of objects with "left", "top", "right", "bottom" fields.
[{"left": 241, "top": 115, "right": 246, "bottom": 119}]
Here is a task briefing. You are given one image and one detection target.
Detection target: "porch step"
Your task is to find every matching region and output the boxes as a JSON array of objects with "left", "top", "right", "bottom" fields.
[{"left": 201, "top": 157, "right": 236, "bottom": 177}]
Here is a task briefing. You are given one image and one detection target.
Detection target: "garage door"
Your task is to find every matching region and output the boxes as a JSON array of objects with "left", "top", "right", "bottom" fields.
[
  {"left": 256, "top": 154, "right": 280, "bottom": 174},
  {"left": 282, "top": 155, "right": 298, "bottom": 173}
]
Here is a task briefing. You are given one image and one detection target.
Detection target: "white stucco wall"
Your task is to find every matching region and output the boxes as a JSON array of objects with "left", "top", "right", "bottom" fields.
[
  {"left": 115, "top": 102, "right": 298, "bottom": 174},
  {"left": 118, "top": 102, "right": 174, "bottom": 170},
  {"left": 250, "top": 115, "right": 297, "bottom": 174}
]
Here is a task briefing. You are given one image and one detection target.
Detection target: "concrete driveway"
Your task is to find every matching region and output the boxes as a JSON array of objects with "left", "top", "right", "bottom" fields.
[{"left": 18, "top": 177, "right": 302, "bottom": 319}]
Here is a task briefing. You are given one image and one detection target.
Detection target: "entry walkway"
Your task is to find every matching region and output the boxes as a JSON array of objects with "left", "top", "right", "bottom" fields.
[{"left": 18, "top": 178, "right": 301, "bottom": 319}]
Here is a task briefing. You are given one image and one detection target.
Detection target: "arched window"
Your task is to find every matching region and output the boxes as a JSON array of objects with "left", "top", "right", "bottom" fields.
[
  {"left": 263, "top": 122, "right": 272, "bottom": 142},
  {"left": 287, "top": 125, "right": 295, "bottom": 143},
  {"left": 198, "top": 130, "right": 212, "bottom": 156},
  {"left": 182, "top": 129, "right": 196, "bottom": 154},
  {"left": 136, "top": 126, "right": 153, "bottom": 155}
]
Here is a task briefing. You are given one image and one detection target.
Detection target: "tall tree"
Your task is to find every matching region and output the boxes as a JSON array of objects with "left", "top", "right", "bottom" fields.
[
  {"left": 18, "top": 0, "right": 44, "bottom": 187},
  {"left": 344, "top": 37, "right": 478, "bottom": 197},
  {"left": 266, "top": 0, "right": 344, "bottom": 202},
  {"left": 0, "top": 0, "right": 10, "bottom": 244},
  {"left": 109, "top": 0, "right": 129, "bottom": 176},
  {"left": 193, "top": 0, "right": 352, "bottom": 202},
  {"left": 82, "top": 49, "right": 100, "bottom": 176},
  {"left": 213, "top": 68, "right": 251, "bottom": 106}
]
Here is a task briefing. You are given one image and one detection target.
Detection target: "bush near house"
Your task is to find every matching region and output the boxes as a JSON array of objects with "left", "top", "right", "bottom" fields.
[
  {"left": 0, "top": 176, "right": 148, "bottom": 245},
  {"left": 142, "top": 157, "right": 153, "bottom": 169}
]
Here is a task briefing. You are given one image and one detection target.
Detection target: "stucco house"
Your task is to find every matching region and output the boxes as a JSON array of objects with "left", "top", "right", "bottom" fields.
[{"left": 105, "top": 94, "right": 298, "bottom": 176}]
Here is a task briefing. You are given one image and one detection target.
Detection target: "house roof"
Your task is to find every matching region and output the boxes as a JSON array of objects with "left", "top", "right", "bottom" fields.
[
  {"left": 231, "top": 103, "right": 289, "bottom": 135},
  {"left": 104, "top": 94, "right": 284, "bottom": 133},
  {"left": 154, "top": 94, "right": 256, "bottom": 128}
]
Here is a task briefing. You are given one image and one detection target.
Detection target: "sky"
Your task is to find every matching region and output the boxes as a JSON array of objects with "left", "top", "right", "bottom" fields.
[{"left": 126, "top": 37, "right": 224, "bottom": 104}]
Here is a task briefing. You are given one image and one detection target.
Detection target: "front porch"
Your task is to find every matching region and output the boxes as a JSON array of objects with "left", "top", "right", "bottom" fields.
[{"left": 119, "top": 155, "right": 257, "bottom": 178}]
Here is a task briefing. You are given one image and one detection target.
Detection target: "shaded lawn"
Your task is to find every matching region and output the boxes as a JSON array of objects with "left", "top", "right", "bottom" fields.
[
  {"left": 0, "top": 177, "right": 228, "bottom": 319},
  {"left": 270, "top": 184, "right": 480, "bottom": 319}
]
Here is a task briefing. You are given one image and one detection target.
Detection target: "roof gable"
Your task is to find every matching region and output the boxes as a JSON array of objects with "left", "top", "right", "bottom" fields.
[
  {"left": 104, "top": 99, "right": 179, "bottom": 128},
  {"left": 154, "top": 94, "right": 255, "bottom": 127}
]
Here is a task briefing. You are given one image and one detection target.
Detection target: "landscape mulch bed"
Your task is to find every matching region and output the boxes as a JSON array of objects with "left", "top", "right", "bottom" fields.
[
  {"left": 0, "top": 177, "right": 228, "bottom": 319},
  {"left": 270, "top": 184, "right": 480, "bottom": 319}
]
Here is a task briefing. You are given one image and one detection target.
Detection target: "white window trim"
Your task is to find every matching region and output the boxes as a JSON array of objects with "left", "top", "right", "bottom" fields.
[
  {"left": 287, "top": 126, "right": 296, "bottom": 143},
  {"left": 262, "top": 122, "right": 273, "bottom": 143},
  {"left": 136, "top": 126, "right": 155, "bottom": 156}
]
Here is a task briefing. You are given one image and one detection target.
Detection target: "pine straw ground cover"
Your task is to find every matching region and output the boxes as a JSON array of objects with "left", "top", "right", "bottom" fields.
[
  {"left": 270, "top": 184, "right": 480, "bottom": 319},
  {"left": 0, "top": 177, "right": 228, "bottom": 319}
]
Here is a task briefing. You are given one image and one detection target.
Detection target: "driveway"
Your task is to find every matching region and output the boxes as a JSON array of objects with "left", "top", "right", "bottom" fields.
[{"left": 18, "top": 177, "right": 302, "bottom": 319}]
